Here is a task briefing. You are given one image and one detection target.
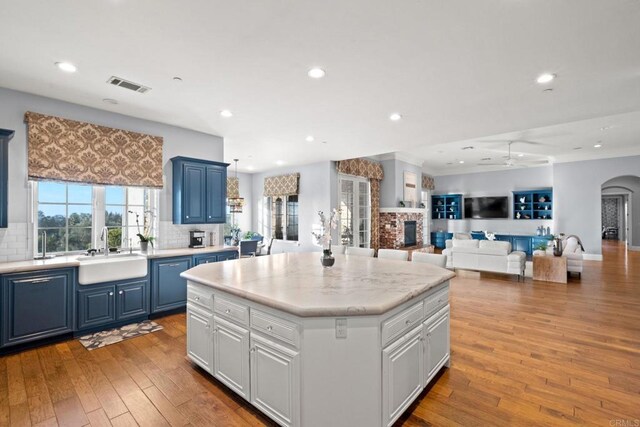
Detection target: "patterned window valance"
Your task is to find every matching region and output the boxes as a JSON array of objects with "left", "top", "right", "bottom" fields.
[
  {"left": 422, "top": 174, "right": 435, "bottom": 191},
  {"left": 336, "top": 158, "right": 384, "bottom": 180},
  {"left": 24, "top": 111, "right": 164, "bottom": 188},
  {"left": 227, "top": 177, "right": 240, "bottom": 198},
  {"left": 264, "top": 173, "right": 300, "bottom": 197}
]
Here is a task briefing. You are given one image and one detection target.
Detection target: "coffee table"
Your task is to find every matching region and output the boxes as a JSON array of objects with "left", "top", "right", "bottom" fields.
[{"left": 533, "top": 254, "right": 567, "bottom": 284}]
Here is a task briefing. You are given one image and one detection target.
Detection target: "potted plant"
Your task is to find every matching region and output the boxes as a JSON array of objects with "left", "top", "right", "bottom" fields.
[
  {"left": 129, "top": 209, "right": 156, "bottom": 252},
  {"left": 311, "top": 209, "right": 340, "bottom": 267}
]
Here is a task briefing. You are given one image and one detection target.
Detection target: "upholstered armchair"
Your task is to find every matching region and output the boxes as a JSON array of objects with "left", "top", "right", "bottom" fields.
[{"left": 533, "top": 236, "right": 584, "bottom": 276}]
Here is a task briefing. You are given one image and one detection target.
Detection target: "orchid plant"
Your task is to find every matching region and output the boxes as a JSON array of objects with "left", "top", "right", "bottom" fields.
[
  {"left": 312, "top": 209, "right": 340, "bottom": 255},
  {"left": 129, "top": 209, "right": 156, "bottom": 247}
]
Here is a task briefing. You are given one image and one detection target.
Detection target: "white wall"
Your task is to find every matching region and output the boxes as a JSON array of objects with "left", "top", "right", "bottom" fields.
[
  {"left": 554, "top": 156, "right": 640, "bottom": 255},
  {"left": 379, "top": 159, "right": 423, "bottom": 208},
  {"left": 601, "top": 175, "right": 640, "bottom": 248},
  {"left": 251, "top": 161, "right": 336, "bottom": 253},
  {"left": 0, "top": 87, "right": 225, "bottom": 259},
  {"left": 230, "top": 172, "right": 253, "bottom": 235},
  {"left": 433, "top": 166, "right": 554, "bottom": 235}
]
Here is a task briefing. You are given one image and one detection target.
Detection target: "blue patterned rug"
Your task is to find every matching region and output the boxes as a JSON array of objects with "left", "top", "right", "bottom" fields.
[{"left": 78, "top": 320, "right": 163, "bottom": 350}]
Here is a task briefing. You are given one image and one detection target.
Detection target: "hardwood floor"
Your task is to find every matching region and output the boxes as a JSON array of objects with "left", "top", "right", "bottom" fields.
[{"left": 1, "top": 240, "right": 639, "bottom": 426}]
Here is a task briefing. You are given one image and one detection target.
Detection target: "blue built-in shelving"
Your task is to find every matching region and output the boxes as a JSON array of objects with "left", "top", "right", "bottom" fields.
[
  {"left": 512, "top": 189, "right": 553, "bottom": 220},
  {"left": 432, "top": 194, "right": 463, "bottom": 220}
]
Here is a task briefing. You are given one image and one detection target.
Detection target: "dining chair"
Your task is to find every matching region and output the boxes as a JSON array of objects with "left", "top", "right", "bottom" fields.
[
  {"left": 411, "top": 252, "right": 447, "bottom": 268},
  {"left": 239, "top": 240, "right": 259, "bottom": 258},
  {"left": 377, "top": 249, "right": 409, "bottom": 261},
  {"left": 345, "top": 247, "right": 375, "bottom": 257}
]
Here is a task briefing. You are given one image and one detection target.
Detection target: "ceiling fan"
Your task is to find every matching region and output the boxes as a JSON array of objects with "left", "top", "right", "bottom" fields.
[{"left": 477, "top": 141, "right": 548, "bottom": 167}]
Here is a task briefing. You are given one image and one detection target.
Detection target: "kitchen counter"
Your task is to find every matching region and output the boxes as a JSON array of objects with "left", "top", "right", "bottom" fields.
[
  {"left": 181, "top": 252, "right": 455, "bottom": 317},
  {"left": 0, "top": 245, "right": 238, "bottom": 275}
]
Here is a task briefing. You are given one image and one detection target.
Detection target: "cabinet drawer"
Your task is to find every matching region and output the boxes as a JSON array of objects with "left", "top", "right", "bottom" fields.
[
  {"left": 187, "top": 285, "right": 213, "bottom": 312},
  {"left": 424, "top": 288, "right": 448, "bottom": 317},
  {"left": 250, "top": 309, "right": 299, "bottom": 348},
  {"left": 214, "top": 295, "right": 249, "bottom": 326},
  {"left": 381, "top": 302, "right": 424, "bottom": 346}
]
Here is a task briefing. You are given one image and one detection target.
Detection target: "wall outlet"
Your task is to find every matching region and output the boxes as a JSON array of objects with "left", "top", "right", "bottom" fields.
[{"left": 335, "top": 318, "right": 347, "bottom": 339}]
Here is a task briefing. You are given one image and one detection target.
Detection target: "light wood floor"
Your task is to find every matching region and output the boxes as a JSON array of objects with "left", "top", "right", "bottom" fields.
[{"left": 1, "top": 240, "right": 639, "bottom": 426}]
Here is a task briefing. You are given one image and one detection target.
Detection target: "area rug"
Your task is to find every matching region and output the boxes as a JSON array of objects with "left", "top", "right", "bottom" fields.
[{"left": 78, "top": 320, "right": 163, "bottom": 350}]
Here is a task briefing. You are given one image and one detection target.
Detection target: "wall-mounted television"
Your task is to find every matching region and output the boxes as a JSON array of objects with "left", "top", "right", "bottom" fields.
[{"left": 464, "top": 197, "right": 509, "bottom": 219}]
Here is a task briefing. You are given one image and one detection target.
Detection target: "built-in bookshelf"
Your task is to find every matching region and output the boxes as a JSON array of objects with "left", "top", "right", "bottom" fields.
[
  {"left": 432, "top": 194, "right": 463, "bottom": 220},
  {"left": 512, "top": 189, "right": 553, "bottom": 220}
]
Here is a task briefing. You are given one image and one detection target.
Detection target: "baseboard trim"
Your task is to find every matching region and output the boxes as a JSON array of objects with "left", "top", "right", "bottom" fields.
[
  {"left": 583, "top": 253, "right": 603, "bottom": 261},
  {"left": 629, "top": 246, "right": 640, "bottom": 252}
]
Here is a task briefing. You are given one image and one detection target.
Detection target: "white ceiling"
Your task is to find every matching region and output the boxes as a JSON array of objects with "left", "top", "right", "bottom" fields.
[{"left": 0, "top": 0, "right": 639, "bottom": 173}]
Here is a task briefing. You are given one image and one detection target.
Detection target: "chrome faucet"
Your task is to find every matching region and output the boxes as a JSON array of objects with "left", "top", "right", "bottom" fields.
[{"left": 100, "top": 226, "right": 109, "bottom": 256}]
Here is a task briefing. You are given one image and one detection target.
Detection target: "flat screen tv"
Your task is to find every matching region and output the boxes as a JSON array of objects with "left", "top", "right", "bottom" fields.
[{"left": 464, "top": 197, "right": 509, "bottom": 219}]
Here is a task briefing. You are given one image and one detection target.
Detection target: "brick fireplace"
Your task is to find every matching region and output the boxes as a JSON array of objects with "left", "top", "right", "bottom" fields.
[{"left": 379, "top": 208, "right": 424, "bottom": 249}]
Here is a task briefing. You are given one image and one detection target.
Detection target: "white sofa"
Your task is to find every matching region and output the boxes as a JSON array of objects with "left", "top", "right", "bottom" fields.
[
  {"left": 442, "top": 239, "right": 526, "bottom": 280},
  {"left": 533, "top": 236, "right": 584, "bottom": 276}
]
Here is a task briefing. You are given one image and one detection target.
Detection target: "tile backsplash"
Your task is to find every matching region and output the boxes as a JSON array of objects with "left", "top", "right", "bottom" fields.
[
  {"left": 0, "top": 222, "right": 33, "bottom": 262},
  {"left": 157, "top": 221, "right": 222, "bottom": 249}
]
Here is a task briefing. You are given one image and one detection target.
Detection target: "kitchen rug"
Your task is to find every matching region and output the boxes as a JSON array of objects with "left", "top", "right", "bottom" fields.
[{"left": 78, "top": 320, "right": 163, "bottom": 350}]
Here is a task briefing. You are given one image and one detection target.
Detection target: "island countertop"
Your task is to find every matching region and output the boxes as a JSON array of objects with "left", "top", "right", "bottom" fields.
[{"left": 181, "top": 252, "right": 455, "bottom": 317}]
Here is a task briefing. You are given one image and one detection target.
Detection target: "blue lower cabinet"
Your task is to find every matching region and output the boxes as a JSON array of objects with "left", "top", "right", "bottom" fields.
[
  {"left": 194, "top": 254, "right": 218, "bottom": 265},
  {"left": 217, "top": 250, "right": 239, "bottom": 261},
  {"left": 1, "top": 268, "right": 74, "bottom": 347},
  {"left": 78, "top": 279, "right": 149, "bottom": 330},
  {"left": 512, "top": 236, "right": 532, "bottom": 254},
  {"left": 151, "top": 257, "right": 192, "bottom": 313},
  {"left": 78, "top": 285, "right": 116, "bottom": 330},
  {"left": 116, "top": 280, "right": 148, "bottom": 321},
  {"left": 430, "top": 232, "right": 453, "bottom": 249}
]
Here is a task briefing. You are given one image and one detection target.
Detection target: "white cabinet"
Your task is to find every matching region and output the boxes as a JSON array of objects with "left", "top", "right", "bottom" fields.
[
  {"left": 382, "top": 325, "right": 424, "bottom": 427},
  {"left": 423, "top": 305, "right": 450, "bottom": 384},
  {"left": 250, "top": 334, "right": 300, "bottom": 427},
  {"left": 213, "top": 316, "right": 250, "bottom": 400},
  {"left": 186, "top": 305, "right": 213, "bottom": 373}
]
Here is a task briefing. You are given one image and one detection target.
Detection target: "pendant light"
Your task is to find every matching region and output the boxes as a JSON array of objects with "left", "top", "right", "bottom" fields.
[{"left": 228, "top": 159, "right": 245, "bottom": 214}]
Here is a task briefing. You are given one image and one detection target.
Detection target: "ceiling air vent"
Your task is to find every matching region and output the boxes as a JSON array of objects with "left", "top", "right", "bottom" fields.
[{"left": 107, "top": 76, "right": 151, "bottom": 94}]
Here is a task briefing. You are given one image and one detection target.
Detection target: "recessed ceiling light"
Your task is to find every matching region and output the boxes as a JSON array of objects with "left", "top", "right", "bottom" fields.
[
  {"left": 308, "top": 68, "right": 326, "bottom": 79},
  {"left": 220, "top": 110, "right": 233, "bottom": 118},
  {"left": 276, "top": 160, "right": 285, "bottom": 166},
  {"left": 462, "top": 146, "right": 474, "bottom": 150},
  {"left": 600, "top": 126, "right": 612, "bottom": 131},
  {"left": 321, "top": 141, "right": 327, "bottom": 144},
  {"left": 536, "top": 73, "right": 556, "bottom": 84},
  {"left": 247, "top": 166, "right": 254, "bottom": 171},
  {"left": 389, "top": 113, "right": 402, "bottom": 121},
  {"left": 102, "top": 98, "right": 118, "bottom": 105},
  {"left": 517, "top": 153, "right": 524, "bottom": 157},
  {"left": 305, "top": 135, "right": 314, "bottom": 142},
  {"left": 172, "top": 76, "right": 183, "bottom": 82},
  {"left": 458, "top": 160, "right": 465, "bottom": 164},
  {"left": 446, "top": 162, "right": 453, "bottom": 165},
  {"left": 543, "top": 88, "right": 554, "bottom": 93},
  {"left": 573, "top": 147, "right": 582, "bottom": 150},
  {"left": 594, "top": 143, "right": 603, "bottom": 148},
  {"left": 481, "top": 157, "right": 492, "bottom": 161},
  {"left": 55, "top": 62, "right": 77, "bottom": 73}
]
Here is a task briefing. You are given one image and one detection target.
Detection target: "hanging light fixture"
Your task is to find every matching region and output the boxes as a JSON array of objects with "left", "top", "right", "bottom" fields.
[{"left": 228, "top": 159, "right": 245, "bottom": 214}]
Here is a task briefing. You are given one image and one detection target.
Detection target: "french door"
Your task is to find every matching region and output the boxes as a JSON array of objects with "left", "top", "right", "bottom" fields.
[{"left": 339, "top": 175, "right": 371, "bottom": 248}]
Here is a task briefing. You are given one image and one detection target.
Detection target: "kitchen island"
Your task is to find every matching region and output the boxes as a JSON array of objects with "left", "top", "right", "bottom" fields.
[{"left": 181, "top": 252, "right": 455, "bottom": 427}]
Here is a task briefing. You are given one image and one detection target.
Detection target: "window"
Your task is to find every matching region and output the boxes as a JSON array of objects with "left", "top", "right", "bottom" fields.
[
  {"left": 339, "top": 175, "right": 370, "bottom": 248},
  {"left": 270, "top": 195, "right": 299, "bottom": 241},
  {"left": 34, "top": 182, "right": 155, "bottom": 255},
  {"left": 105, "top": 187, "right": 150, "bottom": 248},
  {"left": 37, "top": 182, "right": 93, "bottom": 253}
]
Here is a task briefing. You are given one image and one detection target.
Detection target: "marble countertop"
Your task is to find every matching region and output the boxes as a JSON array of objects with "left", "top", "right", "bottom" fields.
[
  {"left": 181, "top": 252, "right": 455, "bottom": 317},
  {"left": 0, "top": 246, "right": 238, "bottom": 275}
]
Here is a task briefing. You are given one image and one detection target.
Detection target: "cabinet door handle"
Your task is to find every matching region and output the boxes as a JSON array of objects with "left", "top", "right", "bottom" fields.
[
  {"left": 205, "top": 324, "right": 210, "bottom": 329},
  {"left": 165, "top": 263, "right": 181, "bottom": 267},
  {"left": 208, "top": 216, "right": 212, "bottom": 219},
  {"left": 225, "top": 309, "right": 231, "bottom": 314},
  {"left": 109, "top": 292, "right": 114, "bottom": 296},
  {"left": 212, "top": 328, "right": 218, "bottom": 333},
  {"left": 250, "top": 347, "right": 256, "bottom": 353},
  {"left": 119, "top": 291, "right": 124, "bottom": 295},
  {"left": 194, "top": 296, "right": 200, "bottom": 301},
  {"left": 186, "top": 215, "right": 190, "bottom": 219},
  {"left": 405, "top": 319, "right": 413, "bottom": 325},
  {"left": 23, "top": 278, "right": 51, "bottom": 284},
  {"left": 266, "top": 325, "right": 273, "bottom": 331}
]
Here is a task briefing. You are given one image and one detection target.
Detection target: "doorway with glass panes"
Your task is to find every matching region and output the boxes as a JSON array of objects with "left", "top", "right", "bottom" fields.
[{"left": 339, "top": 174, "right": 371, "bottom": 248}]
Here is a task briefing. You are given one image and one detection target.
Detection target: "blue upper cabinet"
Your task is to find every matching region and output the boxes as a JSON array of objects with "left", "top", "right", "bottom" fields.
[
  {"left": 432, "top": 194, "right": 463, "bottom": 220},
  {"left": 0, "top": 129, "right": 15, "bottom": 228},
  {"left": 513, "top": 189, "right": 553, "bottom": 220},
  {"left": 171, "top": 157, "right": 229, "bottom": 224}
]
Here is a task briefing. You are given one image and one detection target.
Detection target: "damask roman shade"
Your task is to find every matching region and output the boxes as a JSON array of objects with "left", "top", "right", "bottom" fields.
[
  {"left": 422, "top": 174, "right": 435, "bottom": 191},
  {"left": 227, "top": 177, "right": 240, "bottom": 199},
  {"left": 263, "top": 173, "right": 300, "bottom": 197},
  {"left": 24, "top": 111, "right": 164, "bottom": 188},
  {"left": 336, "top": 158, "right": 384, "bottom": 250}
]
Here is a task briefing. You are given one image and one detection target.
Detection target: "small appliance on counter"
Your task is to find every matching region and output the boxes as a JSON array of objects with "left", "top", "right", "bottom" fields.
[{"left": 189, "top": 230, "right": 206, "bottom": 248}]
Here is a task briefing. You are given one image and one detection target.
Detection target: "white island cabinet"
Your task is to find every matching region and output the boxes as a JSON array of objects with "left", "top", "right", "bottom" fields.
[{"left": 182, "top": 253, "right": 455, "bottom": 427}]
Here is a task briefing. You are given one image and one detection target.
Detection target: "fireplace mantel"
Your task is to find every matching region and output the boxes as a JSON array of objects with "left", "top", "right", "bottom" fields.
[{"left": 379, "top": 207, "right": 426, "bottom": 214}]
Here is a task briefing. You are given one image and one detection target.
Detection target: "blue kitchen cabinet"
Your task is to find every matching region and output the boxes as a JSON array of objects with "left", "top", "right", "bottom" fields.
[
  {"left": 194, "top": 254, "right": 219, "bottom": 265},
  {"left": 151, "top": 256, "right": 192, "bottom": 313},
  {"left": 171, "top": 157, "right": 229, "bottom": 225},
  {"left": 0, "top": 129, "right": 15, "bottom": 229},
  {"left": 78, "top": 284, "right": 116, "bottom": 330},
  {"left": 78, "top": 278, "right": 149, "bottom": 330},
  {"left": 513, "top": 189, "right": 553, "bottom": 220},
  {"left": 430, "top": 232, "right": 453, "bottom": 249},
  {"left": 217, "top": 250, "right": 239, "bottom": 261},
  {"left": 1, "top": 268, "right": 74, "bottom": 347},
  {"left": 511, "top": 236, "right": 532, "bottom": 254},
  {"left": 532, "top": 236, "right": 553, "bottom": 251}
]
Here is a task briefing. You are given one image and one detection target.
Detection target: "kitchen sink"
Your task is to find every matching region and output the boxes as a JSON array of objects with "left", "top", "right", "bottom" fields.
[{"left": 76, "top": 254, "right": 148, "bottom": 285}]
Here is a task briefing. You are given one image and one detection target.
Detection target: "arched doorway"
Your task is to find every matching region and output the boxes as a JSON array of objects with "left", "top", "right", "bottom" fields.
[{"left": 601, "top": 175, "right": 640, "bottom": 252}]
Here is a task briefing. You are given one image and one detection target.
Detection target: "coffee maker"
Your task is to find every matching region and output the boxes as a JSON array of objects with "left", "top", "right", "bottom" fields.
[{"left": 189, "top": 230, "right": 206, "bottom": 248}]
